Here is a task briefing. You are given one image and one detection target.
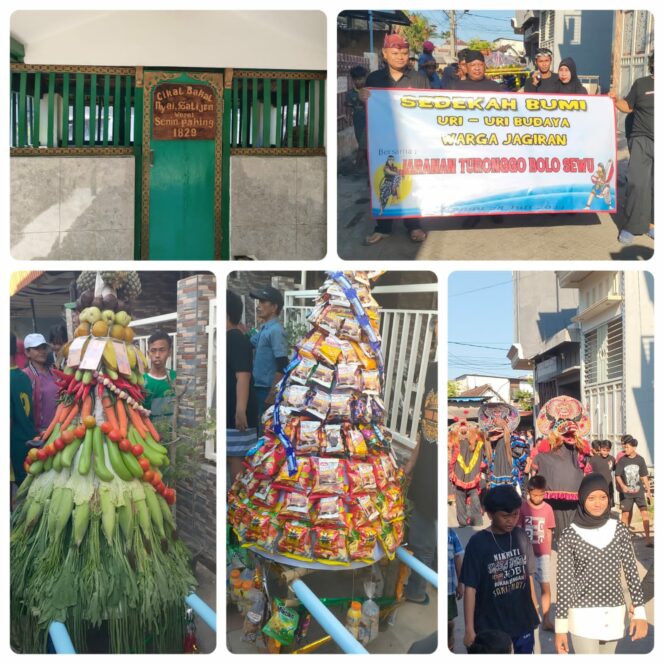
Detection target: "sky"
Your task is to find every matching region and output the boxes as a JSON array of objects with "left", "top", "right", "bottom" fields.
[
  {"left": 415, "top": 10, "right": 517, "bottom": 44},
  {"left": 448, "top": 271, "right": 526, "bottom": 380}
]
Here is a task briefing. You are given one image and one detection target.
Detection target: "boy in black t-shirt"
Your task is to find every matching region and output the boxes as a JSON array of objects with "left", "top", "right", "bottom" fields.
[
  {"left": 588, "top": 439, "right": 616, "bottom": 506},
  {"left": 615, "top": 437, "right": 652, "bottom": 546},
  {"left": 460, "top": 485, "right": 540, "bottom": 654}
]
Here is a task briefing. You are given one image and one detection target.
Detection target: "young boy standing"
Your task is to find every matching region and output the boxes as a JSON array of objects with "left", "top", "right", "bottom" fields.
[
  {"left": 448, "top": 528, "right": 464, "bottom": 651},
  {"left": 589, "top": 439, "right": 616, "bottom": 506},
  {"left": 460, "top": 485, "right": 540, "bottom": 654},
  {"left": 615, "top": 437, "right": 653, "bottom": 546},
  {"left": 518, "top": 475, "right": 556, "bottom": 631}
]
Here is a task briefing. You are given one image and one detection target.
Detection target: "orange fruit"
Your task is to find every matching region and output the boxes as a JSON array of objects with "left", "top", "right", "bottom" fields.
[
  {"left": 110, "top": 324, "right": 125, "bottom": 340},
  {"left": 91, "top": 321, "right": 109, "bottom": 337},
  {"left": 83, "top": 415, "right": 97, "bottom": 429},
  {"left": 124, "top": 327, "right": 135, "bottom": 342},
  {"left": 74, "top": 323, "right": 90, "bottom": 337}
]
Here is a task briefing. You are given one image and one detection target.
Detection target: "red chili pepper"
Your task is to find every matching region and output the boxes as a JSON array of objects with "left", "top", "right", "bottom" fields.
[
  {"left": 97, "top": 382, "right": 104, "bottom": 399},
  {"left": 52, "top": 368, "right": 66, "bottom": 379},
  {"left": 67, "top": 379, "right": 79, "bottom": 395}
]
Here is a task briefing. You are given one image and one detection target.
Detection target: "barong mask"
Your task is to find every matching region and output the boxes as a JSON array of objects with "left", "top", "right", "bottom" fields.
[
  {"left": 478, "top": 403, "right": 520, "bottom": 443},
  {"left": 536, "top": 396, "right": 590, "bottom": 449}
]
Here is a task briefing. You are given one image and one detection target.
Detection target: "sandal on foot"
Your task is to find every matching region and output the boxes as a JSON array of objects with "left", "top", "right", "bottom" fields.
[
  {"left": 364, "top": 232, "right": 390, "bottom": 246},
  {"left": 409, "top": 229, "right": 427, "bottom": 243}
]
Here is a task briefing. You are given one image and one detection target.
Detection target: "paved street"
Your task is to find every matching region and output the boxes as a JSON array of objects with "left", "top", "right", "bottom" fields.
[
  {"left": 337, "top": 139, "right": 654, "bottom": 262},
  {"left": 447, "top": 502, "right": 654, "bottom": 654},
  {"left": 227, "top": 562, "right": 437, "bottom": 654}
]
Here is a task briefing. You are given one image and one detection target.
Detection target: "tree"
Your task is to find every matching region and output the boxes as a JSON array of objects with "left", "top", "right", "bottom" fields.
[
  {"left": 514, "top": 388, "right": 534, "bottom": 411},
  {"left": 448, "top": 380, "right": 461, "bottom": 397},
  {"left": 466, "top": 38, "right": 493, "bottom": 53},
  {"left": 398, "top": 13, "right": 436, "bottom": 54}
]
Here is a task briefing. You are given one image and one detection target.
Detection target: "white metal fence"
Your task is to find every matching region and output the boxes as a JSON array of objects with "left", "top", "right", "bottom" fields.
[{"left": 283, "top": 284, "right": 437, "bottom": 449}]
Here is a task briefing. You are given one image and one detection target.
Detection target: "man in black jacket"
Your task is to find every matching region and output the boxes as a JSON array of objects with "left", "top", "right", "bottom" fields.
[{"left": 360, "top": 33, "right": 429, "bottom": 245}]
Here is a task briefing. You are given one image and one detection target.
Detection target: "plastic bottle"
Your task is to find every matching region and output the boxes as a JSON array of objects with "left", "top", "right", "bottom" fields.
[
  {"left": 231, "top": 578, "right": 244, "bottom": 606},
  {"left": 242, "top": 589, "right": 266, "bottom": 643},
  {"left": 240, "top": 580, "right": 254, "bottom": 615},
  {"left": 358, "top": 598, "right": 379, "bottom": 645},
  {"left": 345, "top": 601, "right": 362, "bottom": 639},
  {"left": 228, "top": 568, "right": 242, "bottom": 603}
]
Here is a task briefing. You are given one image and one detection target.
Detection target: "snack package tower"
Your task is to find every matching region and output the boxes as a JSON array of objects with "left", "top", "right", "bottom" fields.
[
  {"left": 11, "top": 271, "right": 195, "bottom": 654},
  {"left": 228, "top": 271, "right": 406, "bottom": 567}
]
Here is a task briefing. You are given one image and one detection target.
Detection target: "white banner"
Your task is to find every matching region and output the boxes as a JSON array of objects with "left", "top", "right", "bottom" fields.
[{"left": 366, "top": 89, "right": 617, "bottom": 218}]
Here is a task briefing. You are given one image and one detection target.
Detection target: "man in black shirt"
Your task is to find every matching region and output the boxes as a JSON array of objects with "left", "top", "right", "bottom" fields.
[
  {"left": 226, "top": 290, "right": 258, "bottom": 480},
  {"left": 360, "top": 33, "right": 429, "bottom": 245},
  {"left": 613, "top": 52, "right": 654, "bottom": 244},
  {"left": 615, "top": 437, "right": 652, "bottom": 545},
  {"left": 451, "top": 50, "right": 506, "bottom": 92},
  {"left": 521, "top": 48, "right": 559, "bottom": 93}
]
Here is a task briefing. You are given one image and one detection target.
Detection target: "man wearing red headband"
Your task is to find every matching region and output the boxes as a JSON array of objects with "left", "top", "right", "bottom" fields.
[{"left": 360, "top": 33, "right": 429, "bottom": 245}]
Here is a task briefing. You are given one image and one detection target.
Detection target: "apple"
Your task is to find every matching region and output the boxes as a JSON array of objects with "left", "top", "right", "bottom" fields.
[
  {"left": 114, "top": 310, "right": 132, "bottom": 326},
  {"left": 102, "top": 309, "right": 116, "bottom": 326},
  {"left": 80, "top": 306, "right": 102, "bottom": 324}
]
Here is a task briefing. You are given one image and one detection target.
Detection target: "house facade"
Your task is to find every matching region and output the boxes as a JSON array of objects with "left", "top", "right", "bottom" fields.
[{"left": 10, "top": 11, "right": 327, "bottom": 261}]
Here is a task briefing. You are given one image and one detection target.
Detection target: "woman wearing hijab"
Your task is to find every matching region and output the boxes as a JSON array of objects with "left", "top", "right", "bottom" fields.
[
  {"left": 555, "top": 474, "right": 648, "bottom": 654},
  {"left": 556, "top": 58, "right": 588, "bottom": 94}
]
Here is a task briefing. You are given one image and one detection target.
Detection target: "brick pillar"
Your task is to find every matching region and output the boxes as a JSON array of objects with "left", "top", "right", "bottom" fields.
[{"left": 174, "top": 273, "right": 216, "bottom": 570}]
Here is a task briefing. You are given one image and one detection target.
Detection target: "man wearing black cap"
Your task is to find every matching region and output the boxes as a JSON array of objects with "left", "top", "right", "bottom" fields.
[
  {"left": 450, "top": 50, "right": 506, "bottom": 91},
  {"left": 359, "top": 33, "right": 429, "bottom": 245},
  {"left": 249, "top": 285, "right": 289, "bottom": 425},
  {"left": 522, "top": 48, "right": 559, "bottom": 93}
]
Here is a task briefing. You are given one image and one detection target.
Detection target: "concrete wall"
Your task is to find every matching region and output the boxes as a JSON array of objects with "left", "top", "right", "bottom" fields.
[
  {"left": 10, "top": 156, "right": 134, "bottom": 260},
  {"left": 230, "top": 156, "right": 326, "bottom": 260},
  {"left": 12, "top": 11, "right": 326, "bottom": 70},
  {"left": 623, "top": 272, "right": 654, "bottom": 466},
  {"left": 175, "top": 274, "right": 217, "bottom": 569},
  {"left": 513, "top": 271, "right": 579, "bottom": 358}
]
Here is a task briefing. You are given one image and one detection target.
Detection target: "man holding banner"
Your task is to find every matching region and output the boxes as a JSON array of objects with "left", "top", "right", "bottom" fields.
[
  {"left": 611, "top": 52, "right": 654, "bottom": 245},
  {"left": 450, "top": 50, "right": 506, "bottom": 92},
  {"left": 360, "top": 33, "right": 429, "bottom": 245}
]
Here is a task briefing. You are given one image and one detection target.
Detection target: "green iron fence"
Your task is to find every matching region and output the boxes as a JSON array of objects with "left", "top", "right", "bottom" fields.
[
  {"left": 230, "top": 70, "right": 325, "bottom": 155},
  {"left": 10, "top": 64, "right": 136, "bottom": 153}
]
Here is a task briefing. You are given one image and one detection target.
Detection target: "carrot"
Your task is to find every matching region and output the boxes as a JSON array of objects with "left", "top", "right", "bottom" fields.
[
  {"left": 61, "top": 402, "right": 80, "bottom": 430},
  {"left": 127, "top": 406, "right": 148, "bottom": 440},
  {"left": 57, "top": 402, "right": 74, "bottom": 424},
  {"left": 40, "top": 404, "right": 65, "bottom": 440},
  {"left": 141, "top": 414, "right": 161, "bottom": 442},
  {"left": 116, "top": 399, "right": 128, "bottom": 439},
  {"left": 81, "top": 394, "right": 93, "bottom": 420},
  {"left": 102, "top": 395, "right": 120, "bottom": 431}
]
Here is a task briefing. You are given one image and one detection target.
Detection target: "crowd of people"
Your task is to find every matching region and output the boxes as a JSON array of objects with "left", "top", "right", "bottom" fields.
[
  {"left": 345, "top": 35, "right": 654, "bottom": 247},
  {"left": 447, "top": 396, "right": 652, "bottom": 654}
]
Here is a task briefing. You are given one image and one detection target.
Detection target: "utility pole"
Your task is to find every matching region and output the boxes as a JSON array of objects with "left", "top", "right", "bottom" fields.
[{"left": 449, "top": 10, "right": 457, "bottom": 59}]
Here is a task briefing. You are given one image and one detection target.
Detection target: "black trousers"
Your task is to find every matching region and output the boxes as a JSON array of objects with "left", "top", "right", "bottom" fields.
[{"left": 623, "top": 135, "right": 654, "bottom": 235}]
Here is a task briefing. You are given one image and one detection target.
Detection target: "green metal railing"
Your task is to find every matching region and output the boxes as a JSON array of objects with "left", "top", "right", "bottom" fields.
[
  {"left": 10, "top": 64, "right": 136, "bottom": 152},
  {"left": 230, "top": 70, "right": 325, "bottom": 154}
]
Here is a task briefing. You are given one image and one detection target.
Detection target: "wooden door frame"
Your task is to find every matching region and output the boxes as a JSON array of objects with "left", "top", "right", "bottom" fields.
[{"left": 140, "top": 69, "right": 224, "bottom": 259}]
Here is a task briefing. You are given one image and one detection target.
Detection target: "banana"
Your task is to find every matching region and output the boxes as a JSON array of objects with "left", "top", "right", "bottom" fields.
[
  {"left": 136, "top": 347, "right": 149, "bottom": 369},
  {"left": 126, "top": 344, "right": 137, "bottom": 369},
  {"left": 102, "top": 339, "right": 119, "bottom": 372}
]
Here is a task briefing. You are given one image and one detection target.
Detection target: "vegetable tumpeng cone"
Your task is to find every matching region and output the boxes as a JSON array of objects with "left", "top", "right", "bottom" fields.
[{"left": 11, "top": 271, "right": 196, "bottom": 654}]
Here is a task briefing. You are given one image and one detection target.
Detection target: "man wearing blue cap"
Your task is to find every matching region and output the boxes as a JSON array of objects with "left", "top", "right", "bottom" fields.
[{"left": 249, "top": 285, "right": 289, "bottom": 426}]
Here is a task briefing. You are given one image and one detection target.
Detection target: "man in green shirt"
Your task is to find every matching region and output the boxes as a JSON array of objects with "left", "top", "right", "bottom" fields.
[
  {"left": 143, "top": 331, "right": 176, "bottom": 421},
  {"left": 10, "top": 333, "right": 37, "bottom": 487}
]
